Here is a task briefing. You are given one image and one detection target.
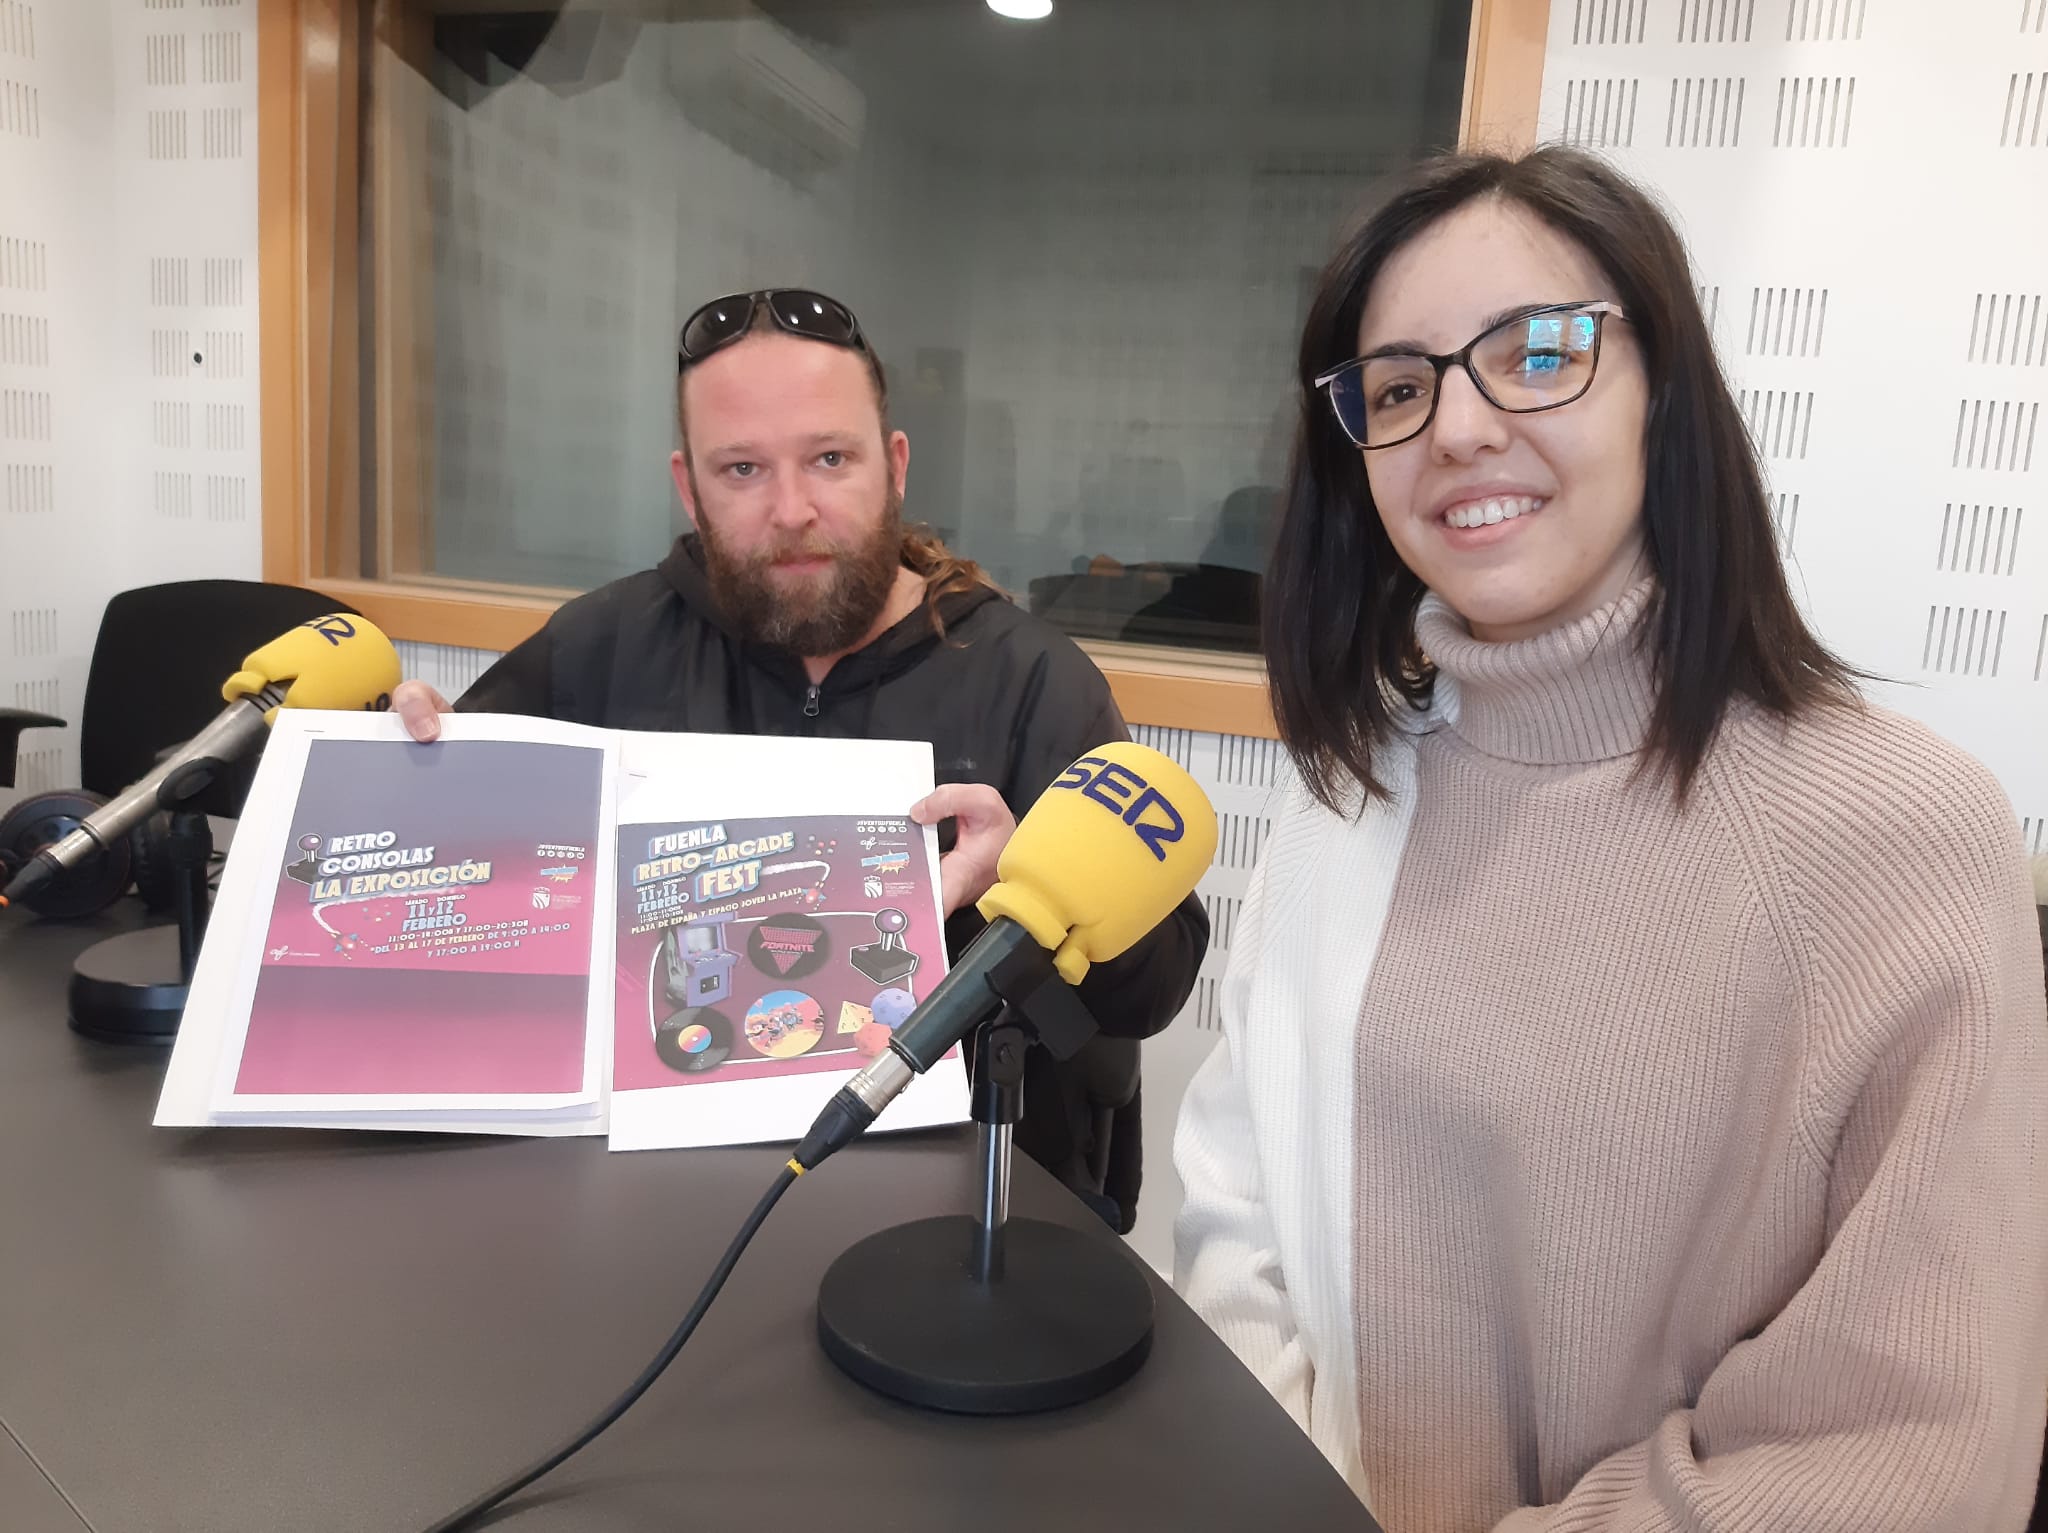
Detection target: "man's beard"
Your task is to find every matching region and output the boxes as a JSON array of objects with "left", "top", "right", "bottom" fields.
[{"left": 697, "top": 485, "right": 905, "bottom": 657}]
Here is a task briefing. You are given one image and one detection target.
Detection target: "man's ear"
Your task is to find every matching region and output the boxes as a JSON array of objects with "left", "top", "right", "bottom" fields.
[
  {"left": 670, "top": 450, "right": 699, "bottom": 530},
  {"left": 886, "top": 429, "right": 909, "bottom": 502}
]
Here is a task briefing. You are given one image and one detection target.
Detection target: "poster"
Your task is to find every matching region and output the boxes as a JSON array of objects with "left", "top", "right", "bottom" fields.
[
  {"left": 616, "top": 813, "right": 940, "bottom": 1089},
  {"left": 208, "top": 730, "right": 612, "bottom": 1115},
  {"left": 605, "top": 734, "right": 970, "bottom": 1151},
  {"left": 158, "top": 713, "right": 963, "bottom": 1144}
]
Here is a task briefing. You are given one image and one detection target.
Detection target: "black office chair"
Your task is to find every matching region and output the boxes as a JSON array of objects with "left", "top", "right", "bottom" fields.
[
  {"left": 76, "top": 579, "right": 362, "bottom": 813},
  {"left": 0, "top": 705, "right": 62, "bottom": 788},
  {"left": 0, "top": 580, "right": 358, "bottom": 915}
]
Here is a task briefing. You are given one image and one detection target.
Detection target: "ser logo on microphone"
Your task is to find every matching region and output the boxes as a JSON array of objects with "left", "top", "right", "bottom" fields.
[
  {"left": 294, "top": 615, "right": 390, "bottom": 710},
  {"left": 1049, "top": 754, "right": 1185, "bottom": 863},
  {"left": 302, "top": 615, "right": 359, "bottom": 645}
]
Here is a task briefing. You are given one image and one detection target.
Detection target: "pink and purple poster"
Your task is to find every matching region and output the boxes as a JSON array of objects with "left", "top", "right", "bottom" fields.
[
  {"left": 614, "top": 814, "right": 943, "bottom": 1093},
  {"left": 233, "top": 737, "right": 605, "bottom": 1098}
]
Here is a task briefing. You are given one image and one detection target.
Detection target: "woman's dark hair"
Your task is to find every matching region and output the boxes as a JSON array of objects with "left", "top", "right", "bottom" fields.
[{"left": 1265, "top": 144, "right": 1855, "bottom": 810}]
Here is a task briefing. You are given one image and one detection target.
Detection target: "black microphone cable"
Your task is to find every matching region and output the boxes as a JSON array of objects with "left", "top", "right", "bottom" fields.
[
  {"left": 415, "top": 898, "right": 1049, "bottom": 1525},
  {"left": 419, "top": 1157, "right": 805, "bottom": 1533}
]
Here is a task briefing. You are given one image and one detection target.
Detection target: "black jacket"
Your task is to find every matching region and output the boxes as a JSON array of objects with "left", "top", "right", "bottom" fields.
[{"left": 456, "top": 536, "right": 1209, "bottom": 1228}]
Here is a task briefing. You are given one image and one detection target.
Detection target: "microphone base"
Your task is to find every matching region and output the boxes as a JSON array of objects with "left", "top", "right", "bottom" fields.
[
  {"left": 816, "top": 1213, "right": 1153, "bottom": 1415},
  {"left": 68, "top": 925, "right": 186, "bottom": 1045}
]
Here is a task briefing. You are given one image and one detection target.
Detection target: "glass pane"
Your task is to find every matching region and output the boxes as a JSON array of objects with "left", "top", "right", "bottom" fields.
[{"left": 365, "top": 0, "right": 1472, "bottom": 654}]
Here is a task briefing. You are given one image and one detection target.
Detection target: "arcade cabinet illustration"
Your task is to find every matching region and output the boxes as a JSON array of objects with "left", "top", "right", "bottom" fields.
[
  {"left": 662, "top": 915, "right": 739, "bottom": 1007},
  {"left": 848, "top": 908, "right": 921, "bottom": 987}
]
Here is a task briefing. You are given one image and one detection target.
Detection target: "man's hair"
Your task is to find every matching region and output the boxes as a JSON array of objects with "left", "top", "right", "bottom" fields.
[
  {"left": 901, "top": 524, "right": 998, "bottom": 638},
  {"left": 675, "top": 304, "right": 1000, "bottom": 637}
]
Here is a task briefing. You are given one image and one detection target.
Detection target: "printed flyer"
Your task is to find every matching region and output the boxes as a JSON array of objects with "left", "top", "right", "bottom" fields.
[
  {"left": 606, "top": 733, "right": 969, "bottom": 1151},
  {"left": 158, "top": 713, "right": 966, "bottom": 1145},
  {"left": 225, "top": 736, "right": 605, "bottom": 1101},
  {"left": 617, "top": 813, "right": 937, "bottom": 1086},
  {"left": 168, "top": 712, "right": 619, "bottom": 1129}
]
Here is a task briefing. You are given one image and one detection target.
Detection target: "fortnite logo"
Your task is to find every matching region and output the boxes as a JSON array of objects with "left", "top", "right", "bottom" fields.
[{"left": 756, "top": 924, "right": 823, "bottom": 976}]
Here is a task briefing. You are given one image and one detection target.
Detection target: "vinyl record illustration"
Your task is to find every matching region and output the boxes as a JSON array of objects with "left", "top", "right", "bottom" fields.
[{"left": 654, "top": 1005, "right": 733, "bottom": 1074}]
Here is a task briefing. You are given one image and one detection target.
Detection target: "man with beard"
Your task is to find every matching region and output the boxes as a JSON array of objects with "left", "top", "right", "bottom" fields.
[{"left": 390, "top": 289, "right": 1208, "bottom": 1230}]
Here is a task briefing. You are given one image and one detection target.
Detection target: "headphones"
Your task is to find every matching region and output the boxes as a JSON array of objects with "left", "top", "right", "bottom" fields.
[{"left": 0, "top": 790, "right": 187, "bottom": 920}]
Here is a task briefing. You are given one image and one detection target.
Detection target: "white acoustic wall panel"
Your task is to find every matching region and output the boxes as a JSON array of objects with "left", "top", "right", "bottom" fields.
[
  {"left": 1541, "top": 0, "right": 2047, "bottom": 853},
  {"left": 0, "top": 0, "right": 258, "bottom": 793},
  {"left": 393, "top": 640, "right": 501, "bottom": 702},
  {"left": 0, "top": 0, "right": 112, "bottom": 793},
  {"left": 115, "top": 0, "right": 258, "bottom": 578},
  {"left": 1126, "top": 724, "right": 1292, "bottom": 1274}
]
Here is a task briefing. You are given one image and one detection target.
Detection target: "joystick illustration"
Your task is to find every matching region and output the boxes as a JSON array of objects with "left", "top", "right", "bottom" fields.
[
  {"left": 284, "top": 833, "right": 323, "bottom": 885},
  {"left": 848, "top": 906, "right": 920, "bottom": 986}
]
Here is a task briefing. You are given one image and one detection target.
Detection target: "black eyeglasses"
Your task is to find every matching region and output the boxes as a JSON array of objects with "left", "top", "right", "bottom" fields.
[
  {"left": 1314, "top": 300, "right": 1627, "bottom": 450},
  {"left": 677, "top": 289, "right": 868, "bottom": 373}
]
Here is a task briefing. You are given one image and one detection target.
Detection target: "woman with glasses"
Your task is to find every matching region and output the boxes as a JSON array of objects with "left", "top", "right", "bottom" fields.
[{"left": 1174, "top": 146, "right": 2047, "bottom": 1531}]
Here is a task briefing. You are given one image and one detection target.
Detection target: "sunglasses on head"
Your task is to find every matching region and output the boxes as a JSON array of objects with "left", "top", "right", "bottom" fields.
[{"left": 677, "top": 289, "right": 868, "bottom": 373}]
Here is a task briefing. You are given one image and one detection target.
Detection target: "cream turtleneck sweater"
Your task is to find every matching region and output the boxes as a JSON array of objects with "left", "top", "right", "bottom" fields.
[{"left": 1174, "top": 583, "right": 2048, "bottom": 1532}]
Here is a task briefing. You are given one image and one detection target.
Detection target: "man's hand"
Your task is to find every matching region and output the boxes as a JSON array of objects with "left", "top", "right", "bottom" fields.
[
  {"left": 391, "top": 679, "right": 452, "bottom": 742},
  {"left": 910, "top": 783, "right": 1016, "bottom": 919}
]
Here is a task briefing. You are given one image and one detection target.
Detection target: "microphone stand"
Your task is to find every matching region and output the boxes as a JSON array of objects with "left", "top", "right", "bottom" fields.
[
  {"left": 969, "top": 1016, "right": 1026, "bottom": 1284},
  {"left": 69, "top": 757, "right": 223, "bottom": 1044},
  {"left": 815, "top": 944, "right": 1155, "bottom": 1414}
]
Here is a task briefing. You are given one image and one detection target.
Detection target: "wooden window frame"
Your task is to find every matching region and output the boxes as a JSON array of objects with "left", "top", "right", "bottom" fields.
[{"left": 260, "top": 0, "right": 1549, "bottom": 740}]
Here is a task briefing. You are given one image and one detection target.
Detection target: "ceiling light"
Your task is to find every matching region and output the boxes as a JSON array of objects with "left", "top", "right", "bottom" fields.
[{"left": 986, "top": 0, "right": 1052, "bottom": 18}]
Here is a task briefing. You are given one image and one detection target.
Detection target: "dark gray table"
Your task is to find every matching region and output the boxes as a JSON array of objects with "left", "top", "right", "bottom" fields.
[
  {"left": 0, "top": 898, "right": 1379, "bottom": 1533},
  {"left": 0, "top": 1425, "right": 86, "bottom": 1532}
]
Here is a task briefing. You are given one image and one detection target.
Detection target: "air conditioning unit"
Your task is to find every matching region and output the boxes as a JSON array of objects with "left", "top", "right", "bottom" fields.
[{"left": 666, "top": 11, "right": 866, "bottom": 180}]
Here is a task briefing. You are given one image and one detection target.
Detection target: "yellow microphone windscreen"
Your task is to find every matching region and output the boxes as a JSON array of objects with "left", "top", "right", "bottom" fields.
[
  {"left": 977, "top": 740, "right": 1218, "bottom": 985},
  {"left": 221, "top": 613, "right": 402, "bottom": 723}
]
